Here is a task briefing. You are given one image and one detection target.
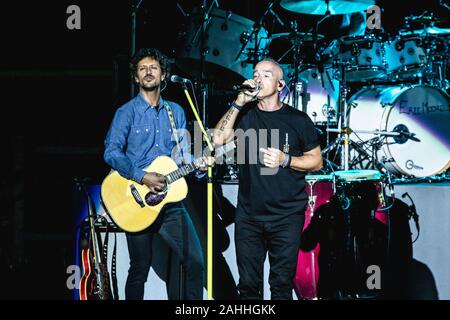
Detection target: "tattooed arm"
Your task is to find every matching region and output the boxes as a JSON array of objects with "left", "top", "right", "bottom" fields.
[
  {"left": 212, "top": 79, "right": 259, "bottom": 145},
  {"left": 212, "top": 104, "right": 241, "bottom": 145}
]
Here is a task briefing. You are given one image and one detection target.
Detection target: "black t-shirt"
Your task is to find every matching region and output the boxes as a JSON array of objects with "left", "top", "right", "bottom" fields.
[{"left": 235, "top": 103, "right": 320, "bottom": 221}]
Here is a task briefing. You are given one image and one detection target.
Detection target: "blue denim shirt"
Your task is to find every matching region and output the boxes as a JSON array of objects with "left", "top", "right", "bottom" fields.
[{"left": 104, "top": 93, "right": 194, "bottom": 183}]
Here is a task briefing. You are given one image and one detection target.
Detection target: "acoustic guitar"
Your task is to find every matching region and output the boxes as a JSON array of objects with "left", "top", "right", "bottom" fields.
[{"left": 101, "top": 141, "right": 236, "bottom": 232}]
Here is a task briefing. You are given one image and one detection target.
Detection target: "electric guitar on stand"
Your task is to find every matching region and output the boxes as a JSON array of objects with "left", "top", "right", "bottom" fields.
[
  {"left": 101, "top": 140, "right": 236, "bottom": 233},
  {"left": 76, "top": 179, "right": 112, "bottom": 300}
]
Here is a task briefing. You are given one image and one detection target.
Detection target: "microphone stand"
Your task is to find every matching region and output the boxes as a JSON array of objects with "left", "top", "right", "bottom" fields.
[{"left": 180, "top": 81, "right": 215, "bottom": 300}]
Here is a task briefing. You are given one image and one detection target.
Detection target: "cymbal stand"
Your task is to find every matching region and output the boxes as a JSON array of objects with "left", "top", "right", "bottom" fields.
[
  {"left": 291, "top": 21, "right": 303, "bottom": 110},
  {"left": 337, "top": 61, "right": 351, "bottom": 170},
  {"left": 235, "top": 0, "right": 275, "bottom": 65}
]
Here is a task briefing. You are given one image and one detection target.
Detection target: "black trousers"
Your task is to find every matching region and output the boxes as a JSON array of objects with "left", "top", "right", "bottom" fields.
[
  {"left": 235, "top": 207, "right": 305, "bottom": 300},
  {"left": 125, "top": 202, "right": 204, "bottom": 300}
]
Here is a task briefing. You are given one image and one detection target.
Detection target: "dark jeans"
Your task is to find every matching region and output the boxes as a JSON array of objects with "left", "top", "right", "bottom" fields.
[
  {"left": 125, "top": 202, "right": 204, "bottom": 300},
  {"left": 235, "top": 208, "right": 305, "bottom": 300}
]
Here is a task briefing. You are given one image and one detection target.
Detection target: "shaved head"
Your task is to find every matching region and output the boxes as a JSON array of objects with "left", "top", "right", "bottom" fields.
[{"left": 255, "top": 58, "right": 284, "bottom": 81}]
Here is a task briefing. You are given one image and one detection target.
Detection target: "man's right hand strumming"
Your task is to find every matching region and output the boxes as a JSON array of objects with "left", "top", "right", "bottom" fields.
[{"left": 142, "top": 172, "right": 167, "bottom": 194}]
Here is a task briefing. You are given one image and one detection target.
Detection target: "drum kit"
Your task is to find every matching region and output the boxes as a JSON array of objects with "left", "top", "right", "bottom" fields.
[
  {"left": 175, "top": 0, "right": 450, "bottom": 300},
  {"left": 176, "top": 0, "right": 450, "bottom": 183}
]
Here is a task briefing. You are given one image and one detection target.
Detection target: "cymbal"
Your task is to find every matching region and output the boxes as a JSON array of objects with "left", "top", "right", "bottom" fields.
[
  {"left": 399, "top": 26, "right": 450, "bottom": 36},
  {"left": 280, "top": 0, "right": 375, "bottom": 15},
  {"left": 271, "top": 32, "right": 325, "bottom": 42}
]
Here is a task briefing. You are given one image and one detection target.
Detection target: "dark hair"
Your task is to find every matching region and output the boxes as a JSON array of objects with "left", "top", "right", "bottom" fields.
[{"left": 130, "top": 48, "right": 171, "bottom": 78}]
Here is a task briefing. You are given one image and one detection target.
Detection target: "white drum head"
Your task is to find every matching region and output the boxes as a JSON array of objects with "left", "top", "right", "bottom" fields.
[
  {"left": 349, "top": 85, "right": 450, "bottom": 177},
  {"left": 333, "top": 170, "right": 382, "bottom": 181}
]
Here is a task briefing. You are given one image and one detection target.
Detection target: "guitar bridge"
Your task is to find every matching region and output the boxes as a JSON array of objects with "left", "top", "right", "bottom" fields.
[{"left": 130, "top": 184, "right": 145, "bottom": 208}]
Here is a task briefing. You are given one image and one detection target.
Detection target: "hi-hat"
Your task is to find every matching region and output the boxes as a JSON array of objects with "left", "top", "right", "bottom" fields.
[
  {"left": 404, "top": 13, "right": 444, "bottom": 26},
  {"left": 280, "top": 0, "right": 375, "bottom": 15}
]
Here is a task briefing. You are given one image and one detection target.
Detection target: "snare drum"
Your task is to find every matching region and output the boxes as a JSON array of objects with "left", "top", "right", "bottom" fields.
[{"left": 335, "top": 34, "right": 386, "bottom": 82}]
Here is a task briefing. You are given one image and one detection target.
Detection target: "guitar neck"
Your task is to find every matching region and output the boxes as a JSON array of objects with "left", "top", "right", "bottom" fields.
[
  {"left": 165, "top": 140, "right": 236, "bottom": 184},
  {"left": 166, "top": 162, "right": 198, "bottom": 184}
]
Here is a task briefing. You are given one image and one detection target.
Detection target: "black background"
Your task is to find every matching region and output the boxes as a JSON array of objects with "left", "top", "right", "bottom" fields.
[{"left": 0, "top": 0, "right": 449, "bottom": 299}]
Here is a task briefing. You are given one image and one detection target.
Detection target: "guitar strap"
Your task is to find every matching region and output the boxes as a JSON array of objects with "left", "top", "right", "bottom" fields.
[{"left": 164, "top": 100, "right": 184, "bottom": 162}]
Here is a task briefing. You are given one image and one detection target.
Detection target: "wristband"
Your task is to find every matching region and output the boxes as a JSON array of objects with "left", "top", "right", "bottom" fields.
[
  {"left": 231, "top": 101, "right": 243, "bottom": 111},
  {"left": 281, "top": 153, "right": 291, "bottom": 168}
]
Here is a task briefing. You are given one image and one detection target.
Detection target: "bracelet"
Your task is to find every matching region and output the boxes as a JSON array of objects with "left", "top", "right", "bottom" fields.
[
  {"left": 281, "top": 153, "right": 291, "bottom": 168},
  {"left": 231, "top": 101, "right": 243, "bottom": 111}
]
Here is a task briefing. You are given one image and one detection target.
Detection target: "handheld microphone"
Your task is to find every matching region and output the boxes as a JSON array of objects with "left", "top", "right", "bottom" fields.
[
  {"left": 232, "top": 83, "right": 259, "bottom": 92},
  {"left": 170, "top": 75, "right": 191, "bottom": 84}
]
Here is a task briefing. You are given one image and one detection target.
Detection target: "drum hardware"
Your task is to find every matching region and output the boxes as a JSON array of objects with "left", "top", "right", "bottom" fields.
[
  {"left": 234, "top": 0, "right": 276, "bottom": 66},
  {"left": 275, "top": 13, "right": 333, "bottom": 111},
  {"left": 292, "top": 22, "right": 304, "bottom": 111},
  {"left": 392, "top": 171, "right": 450, "bottom": 184},
  {"left": 440, "top": 0, "right": 450, "bottom": 11},
  {"left": 337, "top": 65, "right": 351, "bottom": 170},
  {"left": 329, "top": 128, "right": 421, "bottom": 143},
  {"left": 324, "top": 124, "right": 423, "bottom": 180},
  {"left": 281, "top": 62, "right": 340, "bottom": 125},
  {"left": 400, "top": 26, "right": 450, "bottom": 36},
  {"left": 225, "top": 164, "right": 238, "bottom": 181},
  {"left": 404, "top": 11, "right": 442, "bottom": 27}
]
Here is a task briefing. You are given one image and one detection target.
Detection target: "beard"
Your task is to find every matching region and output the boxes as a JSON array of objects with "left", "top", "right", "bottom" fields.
[
  {"left": 139, "top": 77, "right": 159, "bottom": 91},
  {"left": 141, "top": 83, "right": 158, "bottom": 91}
]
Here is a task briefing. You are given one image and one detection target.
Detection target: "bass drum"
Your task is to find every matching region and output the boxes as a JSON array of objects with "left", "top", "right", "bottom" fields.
[
  {"left": 348, "top": 85, "right": 450, "bottom": 177},
  {"left": 177, "top": 8, "right": 269, "bottom": 83}
]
